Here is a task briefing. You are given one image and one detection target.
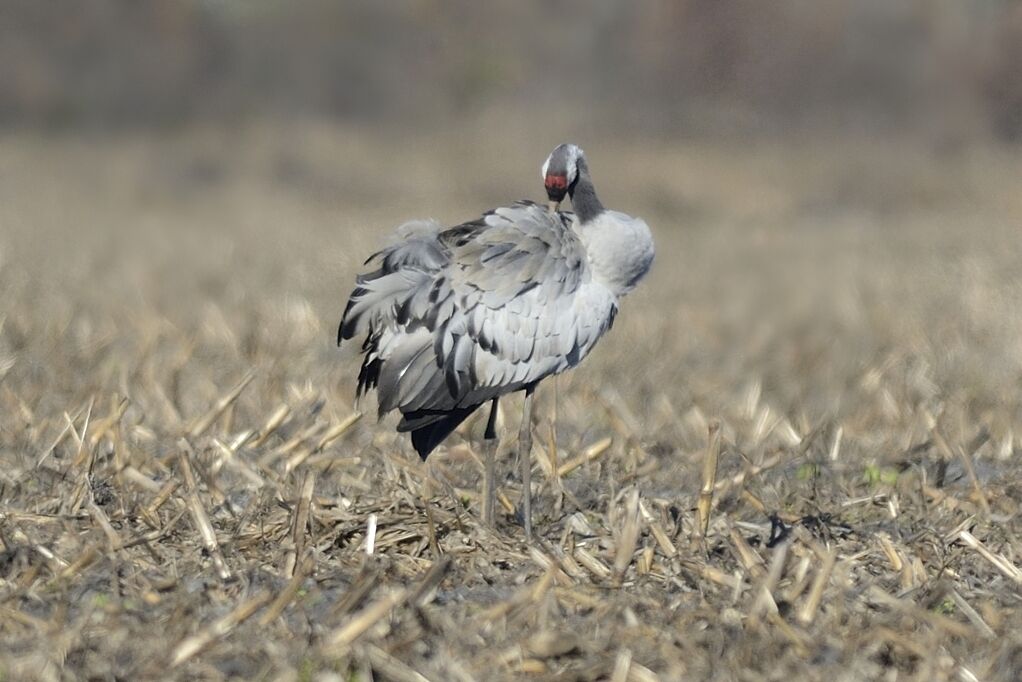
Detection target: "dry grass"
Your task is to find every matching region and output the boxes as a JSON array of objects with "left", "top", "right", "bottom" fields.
[{"left": 3, "top": 124, "right": 1022, "bottom": 681}]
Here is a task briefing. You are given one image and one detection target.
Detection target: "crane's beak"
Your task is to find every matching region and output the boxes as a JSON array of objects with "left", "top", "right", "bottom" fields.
[{"left": 547, "top": 199, "right": 561, "bottom": 213}]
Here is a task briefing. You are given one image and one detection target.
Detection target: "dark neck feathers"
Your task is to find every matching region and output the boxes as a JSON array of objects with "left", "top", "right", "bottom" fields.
[{"left": 569, "top": 157, "right": 604, "bottom": 222}]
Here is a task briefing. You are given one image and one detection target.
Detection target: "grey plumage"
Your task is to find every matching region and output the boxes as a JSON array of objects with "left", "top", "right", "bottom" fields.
[
  {"left": 339, "top": 144, "right": 653, "bottom": 538},
  {"left": 338, "top": 145, "right": 653, "bottom": 551},
  {"left": 338, "top": 200, "right": 620, "bottom": 459}
]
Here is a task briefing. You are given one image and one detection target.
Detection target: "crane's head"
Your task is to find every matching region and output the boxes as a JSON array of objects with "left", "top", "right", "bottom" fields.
[{"left": 541, "top": 143, "right": 584, "bottom": 211}]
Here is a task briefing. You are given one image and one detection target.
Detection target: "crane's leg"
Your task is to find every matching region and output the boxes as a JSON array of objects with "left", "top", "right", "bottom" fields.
[
  {"left": 481, "top": 398, "right": 499, "bottom": 528},
  {"left": 519, "top": 385, "right": 536, "bottom": 540}
]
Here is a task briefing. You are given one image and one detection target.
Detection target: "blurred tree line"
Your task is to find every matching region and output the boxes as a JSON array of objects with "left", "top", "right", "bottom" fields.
[{"left": 1, "top": 0, "right": 1019, "bottom": 140}]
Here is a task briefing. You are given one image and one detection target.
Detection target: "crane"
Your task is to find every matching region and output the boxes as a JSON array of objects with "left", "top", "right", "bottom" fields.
[{"left": 338, "top": 144, "right": 654, "bottom": 539}]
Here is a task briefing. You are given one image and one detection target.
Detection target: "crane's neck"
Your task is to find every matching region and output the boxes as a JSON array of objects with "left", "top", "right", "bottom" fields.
[{"left": 569, "top": 159, "right": 604, "bottom": 223}]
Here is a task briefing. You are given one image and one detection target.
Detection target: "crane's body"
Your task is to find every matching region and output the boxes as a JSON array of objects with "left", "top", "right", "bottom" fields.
[{"left": 338, "top": 144, "right": 654, "bottom": 538}]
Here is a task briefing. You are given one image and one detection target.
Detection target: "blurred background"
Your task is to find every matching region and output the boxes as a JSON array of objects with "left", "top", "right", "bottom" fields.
[
  {"left": 3, "top": 0, "right": 1022, "bottom": 140},
  {"left": 2, "top": 0, "right": 1022, "bottom": 456}
]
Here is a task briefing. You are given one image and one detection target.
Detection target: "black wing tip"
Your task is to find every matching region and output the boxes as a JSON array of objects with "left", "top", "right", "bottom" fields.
[
  {"left": 357, "top": 356, "right": 382, "bottom": 398},
  {"left": 337, "top": 291, "right": 365, "bottom": 346},
  {"left": 403, "top": 404, "right": 481, "bottom": 461},
  {"left": 337, "top": 318, "right": 356, "bottom": 346},
  {"left": 410, "top": 428, "right": 435, "bottom": 460}
]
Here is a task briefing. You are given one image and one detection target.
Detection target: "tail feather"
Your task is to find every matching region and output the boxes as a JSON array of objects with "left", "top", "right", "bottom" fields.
[
  {"left": 339, "top": 269, "right": 429, "bottom": 346},
  {"left": 337, "top": 286, "right": 368, "bottom": 345},
  {"left": 403, "top": 404, "right": 480, "bottom": 460}
]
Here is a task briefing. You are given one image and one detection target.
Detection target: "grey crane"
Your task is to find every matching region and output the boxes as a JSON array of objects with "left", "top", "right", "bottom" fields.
[{"left": 337, "top": 143, "right": 654, "bottom": 539}]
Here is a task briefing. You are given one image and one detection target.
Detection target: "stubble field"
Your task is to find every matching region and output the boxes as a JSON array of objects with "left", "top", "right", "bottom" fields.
[{"left": 2, "top": 124, "right": 1022, "bottom": 681}]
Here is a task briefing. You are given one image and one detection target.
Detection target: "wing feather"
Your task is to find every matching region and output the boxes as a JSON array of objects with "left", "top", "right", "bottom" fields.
[{"left": 338, "top": 200, "right": 618, "bottom": 453}]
